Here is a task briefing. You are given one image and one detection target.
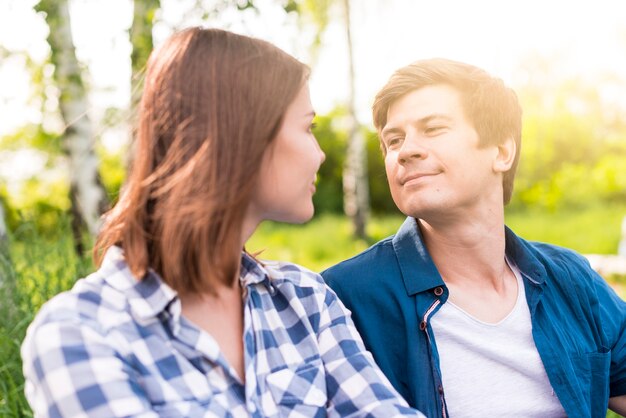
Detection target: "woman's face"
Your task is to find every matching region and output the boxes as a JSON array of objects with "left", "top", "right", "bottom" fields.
[{"left": 247, "top": 83, "right": 325, "bottom": 228}]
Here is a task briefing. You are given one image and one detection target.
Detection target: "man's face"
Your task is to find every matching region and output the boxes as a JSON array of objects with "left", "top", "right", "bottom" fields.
[{"left": 381, "top": 84, "right": 504, "bottom": 221}]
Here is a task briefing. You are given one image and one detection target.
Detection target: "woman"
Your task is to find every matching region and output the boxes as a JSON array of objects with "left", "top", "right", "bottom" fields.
[{"left": 21, "top": 28, "right": 423, "bottom": 417}]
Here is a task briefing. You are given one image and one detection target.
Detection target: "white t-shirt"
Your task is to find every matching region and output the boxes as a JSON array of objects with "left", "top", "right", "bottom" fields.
[{"left": 430, "top": 261, "right": 566, "bottom": 417}]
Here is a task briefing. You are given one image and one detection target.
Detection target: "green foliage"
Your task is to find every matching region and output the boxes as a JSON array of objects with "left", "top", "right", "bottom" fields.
[
  {"left": 129, "top": 0, "right": 160, "bottom": 105},
  {"left": 286, "top": 0, "right": 334, "bottom": 56},
  {"left": 365, "top": 129, "right": 402, "bottom": 215},
  {"left": 313, "top": 107, "right": 400, "bottom": 215},
  {"left": 509, "top": 74, "right": 626, "bottom": 212},
  {"left": 0, "top": 125, "right": 62, "bottom": 155},
  {"left": 313, "top": 110, "right": 347, "bottom": 213},
  {"left": 7, "top": 177, "right": 70, "bottom": 237},
  {"left": 97, "top": 145, "right": 127, "bottom": 204},
  {"left": 130, "top": 0, "right": 160, "bottom": 72}
]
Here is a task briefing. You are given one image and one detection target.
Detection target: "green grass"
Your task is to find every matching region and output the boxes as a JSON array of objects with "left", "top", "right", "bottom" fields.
[
  {"left": 505, "top": 203, "right": 626, "bottom": 254},
  {"left": 3, "top": 205, "right": 626, "bottom": 416},
  {"left": 247, "top": 203, "right": 626, "bottom": 273},
  {"left": 247, "top": 213, "right": 405, "bottom": 272},
  {"left": 0, "top": 220, "right": 91, "bottom": 417}
]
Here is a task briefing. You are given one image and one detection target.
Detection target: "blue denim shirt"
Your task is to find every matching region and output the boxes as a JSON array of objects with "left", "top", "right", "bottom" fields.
[{"left": 323, "top": 217, "right": 626, "bottom": 418}]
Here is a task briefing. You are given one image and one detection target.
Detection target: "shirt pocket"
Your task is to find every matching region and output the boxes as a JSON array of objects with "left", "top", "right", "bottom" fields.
[{"left": 265, "top": 360, "right": 327, "bottom": 416}]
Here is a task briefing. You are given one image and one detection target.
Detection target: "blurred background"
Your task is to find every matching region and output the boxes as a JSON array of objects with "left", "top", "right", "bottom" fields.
[{"left": 1, "top": 0, "right": 625, "bottom": 415}]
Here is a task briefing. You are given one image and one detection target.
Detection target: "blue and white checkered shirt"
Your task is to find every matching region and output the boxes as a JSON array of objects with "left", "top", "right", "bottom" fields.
[{"left": 22, "top": 246, "right": 423, "bottom": 417}]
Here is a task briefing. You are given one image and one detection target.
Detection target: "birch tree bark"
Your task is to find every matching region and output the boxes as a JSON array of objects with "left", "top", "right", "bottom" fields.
[
  {"left": 36, "top": 0, "right": 108, "bottom": 254},
  {"left": 291, "top": 0, "right": 370, "bottom": 239},
  {"left": 0, "top": 200, "right": 7, "bottom": 244},
  {"left": 0, "top": 199, "right": 10, "bottom": 264},
  {"left": 341, "top": 0, "right": 369, "bottom": 239}
]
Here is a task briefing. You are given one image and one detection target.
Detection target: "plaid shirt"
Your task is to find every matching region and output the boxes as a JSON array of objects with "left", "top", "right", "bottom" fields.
[{"left": 22, "top": 246, "right": 423, "bottom": 417}]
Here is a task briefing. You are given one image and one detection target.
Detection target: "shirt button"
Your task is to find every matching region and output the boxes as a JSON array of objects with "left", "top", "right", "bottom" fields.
[
  {"left": 438, "top": 385, "right": 444, "bottom": 394},
  {"left": 267, "top": 283, "right": 276, "bottom": 295},
  {"left": 419, "top": 321, "right": 427, "bottom": 331},
  {"left": 433, "top": 286, "right": 444, "bottom": 296}
]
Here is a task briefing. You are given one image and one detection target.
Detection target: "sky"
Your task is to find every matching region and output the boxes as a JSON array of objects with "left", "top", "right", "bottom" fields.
[{"left": 1, "top": 0, "right": 626, "bottom": 142}]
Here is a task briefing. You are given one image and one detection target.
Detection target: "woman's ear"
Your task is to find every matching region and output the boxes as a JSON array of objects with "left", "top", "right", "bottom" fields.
[{"left": 493, "top": 137, "right": 516, "bottom": 173}]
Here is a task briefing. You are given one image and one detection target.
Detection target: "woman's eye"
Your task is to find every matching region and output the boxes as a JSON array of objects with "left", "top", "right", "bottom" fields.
[{"left": 308, "top": 122, "right": 317, "bottom": 133}]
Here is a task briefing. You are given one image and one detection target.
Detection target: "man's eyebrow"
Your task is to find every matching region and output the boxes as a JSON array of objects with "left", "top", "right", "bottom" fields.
[
  {"left": 381, "top": 126, "right": 404, "bottom": 138},
  {"left": 418, "top": 113, "right": 453, "bottom": 124}
]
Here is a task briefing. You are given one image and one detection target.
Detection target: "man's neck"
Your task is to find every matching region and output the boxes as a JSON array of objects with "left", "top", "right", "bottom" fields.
[
  {"left": 418, "top": 212, "right": 518, "bottom": 323},
  {"left": 418, "top": 210, "right": 507, "bottom": 289}
]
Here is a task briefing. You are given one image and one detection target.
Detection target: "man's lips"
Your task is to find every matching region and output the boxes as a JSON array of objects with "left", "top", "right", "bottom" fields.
[{"left": 400, "top": 172, "right": 438, "bottom": 185}]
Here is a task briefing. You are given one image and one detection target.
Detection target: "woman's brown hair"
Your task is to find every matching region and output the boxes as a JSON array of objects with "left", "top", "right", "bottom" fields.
[{"left": 94, "top": 27, "right": 309, "bottom": 293}]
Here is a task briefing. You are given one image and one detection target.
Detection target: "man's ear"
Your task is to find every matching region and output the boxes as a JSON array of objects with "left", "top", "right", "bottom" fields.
[{"left": 493, "top": 137, "right": 516, "bottom": 173}]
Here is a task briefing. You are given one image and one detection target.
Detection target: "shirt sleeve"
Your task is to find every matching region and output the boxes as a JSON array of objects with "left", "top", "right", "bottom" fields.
[
  {"left": 316, "top": 285, "right": 425, "bottom": 417},
  {"left": 21, "top": 314, "right": 159, "bottom": 418},
  {"left": 593, "top": 266, "right": 626, "bottom": 397}
]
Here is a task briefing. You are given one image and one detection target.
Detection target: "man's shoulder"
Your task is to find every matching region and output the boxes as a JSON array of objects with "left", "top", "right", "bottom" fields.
[
  {"left": 322, "top": 235, "right": 397, "bottom": 286},
  {"left": 507, "top": 229, "right": 598, "bottom": 285},
  {"left": 542, "top": 241, "right": 588, "bottom": 259},
  {"left": 515, "top": 234, "right": 590, "bottom": 266}
]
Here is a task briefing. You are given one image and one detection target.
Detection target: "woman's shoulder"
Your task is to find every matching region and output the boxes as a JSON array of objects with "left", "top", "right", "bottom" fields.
[
  {"left": 26, "top": 247, "right": 153, "bottom": 339},
  {"left": 260, "top": 259, "right": 326, "bottom": 290},
  {"left": 27, "top": 268, "right": 131, "bottom": 336}
]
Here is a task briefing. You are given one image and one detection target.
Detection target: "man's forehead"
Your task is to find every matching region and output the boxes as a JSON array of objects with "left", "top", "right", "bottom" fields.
[{"left": 386, "top": 87, "right": 463, "bottom": 125}]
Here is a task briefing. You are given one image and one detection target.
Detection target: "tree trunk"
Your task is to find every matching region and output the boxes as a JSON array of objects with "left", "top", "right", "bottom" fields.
[
  {"left": 36, "top": 0, "right": 108, "bottom": 253},
  {"left": 0, "top": 200, "right": 7, "bottom": 244},
  {"left": 0, "top": 199, "right": 10, "bottom": 264},
  {"left": 342, "top": 0, "right": 369, "bottom": 240}
]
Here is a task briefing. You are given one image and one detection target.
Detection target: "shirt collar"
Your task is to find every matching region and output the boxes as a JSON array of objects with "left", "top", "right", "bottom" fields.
[
  {"left": 240, "top": 252, "right": 279, "bottom": 294},
  {"left": 98, "top": 246, "right": 178, "bottom": 324},
  {"left": 391, "top": 217, "right": 548, "bottom": 297},
  {"left": 240, "top": 252, "right": 269, "bottom": 285},
  {"left": 98, "top": 248, "right": 277, "bottom": 324},
  {"left": 504, "top": 226, "right": 548, "bottom": 285},
  {"left": 392, "top": 217, "right": 445, "bottom": 296}
]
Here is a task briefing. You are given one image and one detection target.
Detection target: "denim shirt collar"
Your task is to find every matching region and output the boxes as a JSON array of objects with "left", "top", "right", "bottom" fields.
[
  {"left": 503, "top": 225, "right": 548, "bottom": 286},
  {"left": 392, "top": 217, "right": 549, "bottom": 297},
  {"left": 393, "top": 217, "right": 445, "bottom": 296}
]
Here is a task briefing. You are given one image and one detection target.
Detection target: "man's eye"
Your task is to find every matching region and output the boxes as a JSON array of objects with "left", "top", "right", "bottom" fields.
[
  {"left": 425, "top": 126, "right": 445, "bottom": 135},
  {"left": 387, "top": 137, "right": 402, "bottom": 148}
]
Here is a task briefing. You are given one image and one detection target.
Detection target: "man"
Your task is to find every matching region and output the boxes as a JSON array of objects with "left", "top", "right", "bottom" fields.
[{"left": 322, "top": 58, "right": 626, "bottom": 418}]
